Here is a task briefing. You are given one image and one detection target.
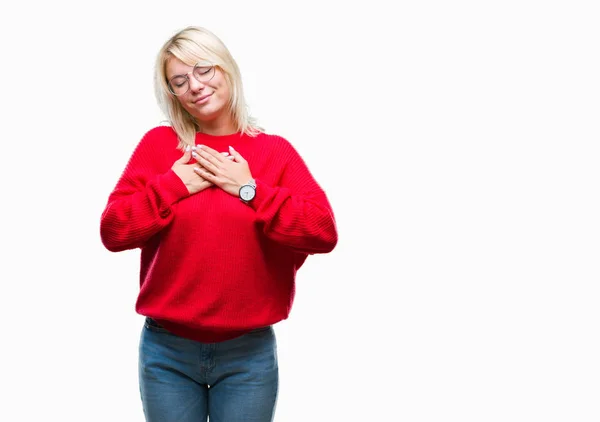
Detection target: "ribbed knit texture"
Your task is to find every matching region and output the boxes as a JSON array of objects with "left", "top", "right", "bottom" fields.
[{"left": 100, "top": 126, "right": 337, "bottom": 342}]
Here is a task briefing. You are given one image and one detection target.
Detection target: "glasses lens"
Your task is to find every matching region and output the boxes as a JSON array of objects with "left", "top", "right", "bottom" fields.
[
  {"left": 168, "top": 76, "right": 189, "bottom": 95},
  {"left": 193, "top": 65, "right": 215, "bottom": 83}
]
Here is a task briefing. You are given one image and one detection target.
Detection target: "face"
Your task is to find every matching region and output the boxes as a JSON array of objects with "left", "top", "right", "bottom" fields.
[{"left": 166, "top": 57, "right": 234, "bottom": 131}]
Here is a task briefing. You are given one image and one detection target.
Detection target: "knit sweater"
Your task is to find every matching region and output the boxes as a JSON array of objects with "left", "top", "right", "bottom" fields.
[{"left": 100, "top": 126, "right": 338, "bottom": 342}]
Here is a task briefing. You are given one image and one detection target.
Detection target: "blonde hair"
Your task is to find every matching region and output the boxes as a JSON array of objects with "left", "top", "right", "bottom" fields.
[{"left": 154, "top": 26, "right": 261, "bottom": 148}]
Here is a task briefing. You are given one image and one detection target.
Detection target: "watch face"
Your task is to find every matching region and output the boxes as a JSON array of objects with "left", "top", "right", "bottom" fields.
[{"left": 240, "top": 185, "right": 256, "bottom": 201}]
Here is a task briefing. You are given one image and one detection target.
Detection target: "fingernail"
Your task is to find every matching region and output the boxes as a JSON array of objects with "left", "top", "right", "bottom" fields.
[
  {"left": 192, "top": 152, "right": 198, "bottom": 157},
  {"left": 229, "top": 145, "right": 234, "bottom": 151},
  {"left": 185, "top": 145, "right": 191, "bottom": 152},
  {"left": 196, "top": 144, "right": 204, "bottom": 149}
]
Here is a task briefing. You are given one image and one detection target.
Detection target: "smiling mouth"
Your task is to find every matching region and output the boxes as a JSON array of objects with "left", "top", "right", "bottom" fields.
[{"left": 194, "top": 93, "right": 212, "bottom": 104}]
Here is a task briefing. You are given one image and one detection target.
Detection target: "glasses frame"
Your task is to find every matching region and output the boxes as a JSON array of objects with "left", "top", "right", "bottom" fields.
[{"left": 167, "top": 62, "right": 216, "bottom": 96}]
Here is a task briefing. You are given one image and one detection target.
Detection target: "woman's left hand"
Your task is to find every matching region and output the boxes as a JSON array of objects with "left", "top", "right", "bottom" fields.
[{"left": 192, "top": 145, "right": 253, "bottom": 197}]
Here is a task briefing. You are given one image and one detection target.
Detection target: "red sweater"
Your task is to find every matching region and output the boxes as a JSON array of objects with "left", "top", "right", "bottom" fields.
[{"left": 100, "top": 126, "right": 337, "bottom": 342}]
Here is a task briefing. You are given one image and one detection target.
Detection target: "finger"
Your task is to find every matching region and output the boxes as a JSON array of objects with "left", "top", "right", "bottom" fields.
[
  {"left": 198, "top": 173, "right": 214, "bottom": 186},
  {"left": 228, "top": 145, "right": 246, "bottom": 163},
  {"left": 193, "top": 146, "right": 226, "bottom": 168},
  {"left": 194, "top": 166, "right": 216, "bottom": 182},
  {"left": 194, "top": 145, "right": 224, "bottom": 162},
  {"left": 192, "top": 152, "right": 220, "bottom": 174}
]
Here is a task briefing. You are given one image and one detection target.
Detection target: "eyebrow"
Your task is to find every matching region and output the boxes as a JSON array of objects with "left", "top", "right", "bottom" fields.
[{"left": 167, "top": 65, "right": 192, "bottom": 81}]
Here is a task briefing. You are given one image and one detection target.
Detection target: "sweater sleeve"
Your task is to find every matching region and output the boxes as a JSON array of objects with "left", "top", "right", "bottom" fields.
[
  {"left": 100, "top": 129, "right": 190, "bottom": 252},
  {"left": 248, "top": 139, "right": 338, "bottom": 254}
]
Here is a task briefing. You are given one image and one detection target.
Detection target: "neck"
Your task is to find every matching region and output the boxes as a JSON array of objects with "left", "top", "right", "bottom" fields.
[{"left": 198, "top": 114, "right": 238, "bottom": 136}]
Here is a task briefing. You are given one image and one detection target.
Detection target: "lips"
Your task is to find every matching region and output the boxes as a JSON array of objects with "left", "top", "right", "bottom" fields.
[{"left": 194, "top": 93, "right": 213, "bottom": 104}]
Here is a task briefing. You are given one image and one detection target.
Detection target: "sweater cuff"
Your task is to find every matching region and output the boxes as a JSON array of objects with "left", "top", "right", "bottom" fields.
[
  {"left": 156, "top": 169, "right": 190, "bottom": 205},
  {"left": 247, "top": 178, "right": 275, "bottom": 211}
]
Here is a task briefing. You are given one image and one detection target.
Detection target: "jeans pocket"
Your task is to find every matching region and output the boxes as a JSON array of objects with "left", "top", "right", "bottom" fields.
[{"left": 144, "top": 317, "right": 172, "bottom": 334}]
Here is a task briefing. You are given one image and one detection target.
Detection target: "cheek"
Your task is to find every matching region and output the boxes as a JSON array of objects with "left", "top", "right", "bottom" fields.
[
  {"left": 177, "top": 97, "right": 196, "bottom": 114},
  {"left": 217, "top": 81, "right": 231, "bottom": 101},
  {"left": 214, "top": 74, "right": 230, "bottom": 96},
  {"left": 219, "top": 87, "right": 230, "bottom": 101}
]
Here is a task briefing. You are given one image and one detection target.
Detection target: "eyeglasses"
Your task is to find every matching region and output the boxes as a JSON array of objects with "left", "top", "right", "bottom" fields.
[{"left": 167, "top": 63, "right": 216, "bottom": 96}]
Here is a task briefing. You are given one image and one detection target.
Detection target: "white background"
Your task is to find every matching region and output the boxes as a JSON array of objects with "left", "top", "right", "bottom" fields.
[{"left": 1, "top": 1, "right": 599, "bottom": 421}]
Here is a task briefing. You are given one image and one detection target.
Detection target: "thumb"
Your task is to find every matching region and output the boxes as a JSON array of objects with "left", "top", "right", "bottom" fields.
[
  {"left": 228, "top": 145, "right": 245, "bottom": 163},
  {"left": 177, "top": 145, "right": 192, "bottom": 164}
]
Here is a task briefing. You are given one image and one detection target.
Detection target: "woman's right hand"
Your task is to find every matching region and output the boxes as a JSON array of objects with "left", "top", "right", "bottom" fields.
[{"left": 172, "top": 146, "right": 213, "bottom": 195}]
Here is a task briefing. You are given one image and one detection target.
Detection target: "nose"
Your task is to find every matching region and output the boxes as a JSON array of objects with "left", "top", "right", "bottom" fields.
[{"left": 188, "top": 75, "right": 205, "bottom": 92}]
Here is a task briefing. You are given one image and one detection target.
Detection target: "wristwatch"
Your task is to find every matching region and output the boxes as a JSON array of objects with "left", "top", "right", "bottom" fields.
[{"left": 239, "top": 179, "right": 256, "bottom": 203}]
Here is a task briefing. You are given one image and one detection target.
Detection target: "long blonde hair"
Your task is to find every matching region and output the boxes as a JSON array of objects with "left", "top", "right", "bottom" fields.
[{"left": 154, "top": 26, "right": 261, "bottom": 148}]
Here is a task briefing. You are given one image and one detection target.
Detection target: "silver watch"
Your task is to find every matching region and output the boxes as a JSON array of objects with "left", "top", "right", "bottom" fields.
[{"left": 239, "top": 179, "right": 256, "bottom": 203}]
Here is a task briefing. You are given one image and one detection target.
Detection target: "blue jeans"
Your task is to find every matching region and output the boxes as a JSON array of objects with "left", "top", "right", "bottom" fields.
[{"left": 139, "top": 318, "right": 279, "bottom": 422}]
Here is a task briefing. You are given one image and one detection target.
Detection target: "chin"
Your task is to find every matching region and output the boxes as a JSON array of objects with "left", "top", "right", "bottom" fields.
[{"left": 198, "top": 105, "right": 228, "bottom": 119}]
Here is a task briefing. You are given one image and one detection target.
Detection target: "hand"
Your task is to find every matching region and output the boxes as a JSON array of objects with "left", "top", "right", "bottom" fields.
[
  {"left": 171, "top": 146, "right": 213, "bottom": 195},
  {"left": 192, "top": 145, "right": 252, "bottom": 197}
]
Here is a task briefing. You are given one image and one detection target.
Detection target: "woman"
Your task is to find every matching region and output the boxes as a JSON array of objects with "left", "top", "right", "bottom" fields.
[{"left": 100, "top": 26, "right": 338, "bottom": 422}]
